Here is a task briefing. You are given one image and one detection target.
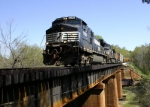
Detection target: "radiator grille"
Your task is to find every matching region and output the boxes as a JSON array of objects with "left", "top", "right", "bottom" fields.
[
  {"left": 62, "top": 32, "right": 79, "bottom": 42},
  {"left": 46, "top": 32, "right": 80, "bottom": 43},
  {"left": 46, "top": 33, "right": 58, "bottom": 42}
]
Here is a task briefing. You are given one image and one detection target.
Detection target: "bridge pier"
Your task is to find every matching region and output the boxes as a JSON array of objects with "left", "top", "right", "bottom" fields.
[
  {"left": 105, "top": 76, "right": 119, "bottom": 107},
  {"left": 116, "top": 71, "right": 122, "bottom": 99},
  {"left": 82, "top": 83, "right": 105, "bottom": 107},
  {"left": 95, "top": 83, "right": 106, "bottom": 107}
]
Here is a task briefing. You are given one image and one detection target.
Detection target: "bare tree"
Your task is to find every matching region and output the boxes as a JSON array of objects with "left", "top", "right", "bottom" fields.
[{"left": 0, "top": 19, "right": 28, "bottom": 68}]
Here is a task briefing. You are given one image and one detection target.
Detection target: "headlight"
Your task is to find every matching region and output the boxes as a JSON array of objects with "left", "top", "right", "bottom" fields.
[
  {"left": 63, "top": 18, "right": 67, "bottom": 20},
  {"left": 63, "top": 41, "right": 67, "bottom": 43},
  {"left": 46, "top": 42, "right": 49, "bottom": 45}
]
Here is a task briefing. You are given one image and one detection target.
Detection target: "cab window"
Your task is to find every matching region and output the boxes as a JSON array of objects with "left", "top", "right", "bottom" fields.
[
  {"left": 66, "top": 19, "right": 81, "bottom": 25},
  {"left": 52, "top": 20, "right": 64, "bottom": 26}
]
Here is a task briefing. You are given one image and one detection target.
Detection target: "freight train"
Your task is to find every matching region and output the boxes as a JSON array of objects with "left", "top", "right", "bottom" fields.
[{"left": 43, "top": 16, "right": 123, "bottom": 66}]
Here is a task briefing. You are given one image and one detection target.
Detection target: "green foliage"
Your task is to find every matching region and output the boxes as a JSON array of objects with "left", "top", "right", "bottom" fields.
[
  {"left": 131, "top": 44, "right": 150, "bottom": 74},
  {"left": 121, "top": 88, "right": 138, "bottom": 107},
  {"left": 125, "top": 43, "right": 150, "bottom": 107},
  {"left": 137, "top": 78, "right": 150, "bottom": 107},
  {"left": 111, "top": 44, "right": 132, "bottom": 58},
  {"left": 95, "top": 35, "right": 103, "bottom": 40},
  {"left": 9, "top": 43, "right": 44, "bottom": 68},
  {"left": 0, "top": 43, "right": 44, "bottom": 68},
  {"left": 121, "top": 78, "right": 150, "bottom": 107},
  {"left": 128, "top": 62, "right": 147, "bottom": 78},
  {"left": 0, "top": 54, "right": 3, "bottom": 68}
]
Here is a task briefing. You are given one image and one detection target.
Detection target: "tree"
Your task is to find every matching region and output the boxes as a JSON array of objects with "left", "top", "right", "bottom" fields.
[
  {"left": 0, "top": 20, "right": 28, "bottom": 68},
  {"left": 95, "top": 35, "right": 103, "bottom": 40},
  {"left": 142, "top": 0, "right": 150, "bottom": 4},
  {"left": 132, "top": 44, "right": 150, "bottom": 74},
  {"left": 111, "top": 44, "right": 131, "bottom": 58},
  {"left": 16, "top": 44, "right": 44, "bottom": 67}
]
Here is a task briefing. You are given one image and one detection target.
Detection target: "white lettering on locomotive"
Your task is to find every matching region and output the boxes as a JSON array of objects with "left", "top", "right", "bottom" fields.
[
  {"left": 94, "top": 39, "right": 100, "bottom": 46},
  {"left": 83, "top": 31, "right": 87, "bottom": 36}
]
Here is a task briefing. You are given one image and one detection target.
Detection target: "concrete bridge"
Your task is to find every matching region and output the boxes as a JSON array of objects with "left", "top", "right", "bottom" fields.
[
  {"left": 121, "top": 66, "right": 141, "bottom": 86},
  {"left": 0, "top": 64, "right": 141, "bottom": 107}
]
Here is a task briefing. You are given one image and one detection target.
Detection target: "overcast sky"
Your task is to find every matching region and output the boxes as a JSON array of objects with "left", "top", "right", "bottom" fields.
[{"left": 0, "top": 0, "right": 150, "bottom": 51}]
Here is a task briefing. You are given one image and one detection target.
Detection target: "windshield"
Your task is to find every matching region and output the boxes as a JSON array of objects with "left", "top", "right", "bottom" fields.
[
  {"left": 52, "top": 19, "right": 81, "bottom": 26},
  {"left": 104, "top": 44, "right": 110, "bottom": 48},
  {"left": 66, "top": 19, "right": 81, "bottom": 25},
  {"left": 52, "top": 20, "right": 64, "bottom": 26}
]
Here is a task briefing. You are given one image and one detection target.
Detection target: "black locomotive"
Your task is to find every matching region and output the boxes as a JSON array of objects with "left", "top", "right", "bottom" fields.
[{"left": 43, "top": 16, "right": 123, "bottom": 66}]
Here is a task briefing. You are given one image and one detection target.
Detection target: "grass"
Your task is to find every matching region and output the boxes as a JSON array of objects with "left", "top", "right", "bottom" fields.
[
  {"left": 119, "top": 62, "right": 142, "bottom": 107},
  {"left": 127, "top": 62, "right": 147, "bottom": 78},
  {"left": 119, "top": 87, "right": 140, "bottom": 107},
  {"left": 120, "top": 62, "right": 150, "bottom": 107}
]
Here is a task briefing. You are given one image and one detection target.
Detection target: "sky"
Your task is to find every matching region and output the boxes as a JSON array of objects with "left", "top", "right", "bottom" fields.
[{"left": 0, "top": 0, "right": 150, "bottom": 51}]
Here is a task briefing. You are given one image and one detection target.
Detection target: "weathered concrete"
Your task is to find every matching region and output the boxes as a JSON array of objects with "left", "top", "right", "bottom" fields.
[
  {"left": 105, "top": 76, "right": 119, "bottom": 107},
  {"left": 82, "top": 83, "right": 105, "bottom": 107},
  {"left": 116, "top": 71, "right": 122, "bottom": 99},
  {"left": 121, "top": 66, "right": 141, "bottom": 86},
  {"left": 95, "top": 83, "right": 106, "bottom": 107}
]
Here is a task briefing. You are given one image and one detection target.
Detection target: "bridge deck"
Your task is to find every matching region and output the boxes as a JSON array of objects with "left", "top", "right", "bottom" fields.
[{"left": 1, "top": 64, "right": 141, "bottom": 107}]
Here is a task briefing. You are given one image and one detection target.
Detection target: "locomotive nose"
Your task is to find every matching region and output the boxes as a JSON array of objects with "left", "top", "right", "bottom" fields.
[
  {"left": 59, "top": 24, "right": 78, "bottom": 32},
  {"left": 46, "top": 24, "right": 78, "bottom": 34}
]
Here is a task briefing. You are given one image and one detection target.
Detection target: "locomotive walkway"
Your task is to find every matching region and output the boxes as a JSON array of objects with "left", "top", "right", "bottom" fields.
[{"left": 0, "top": 64, "right": 141, "bottom": 107}]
